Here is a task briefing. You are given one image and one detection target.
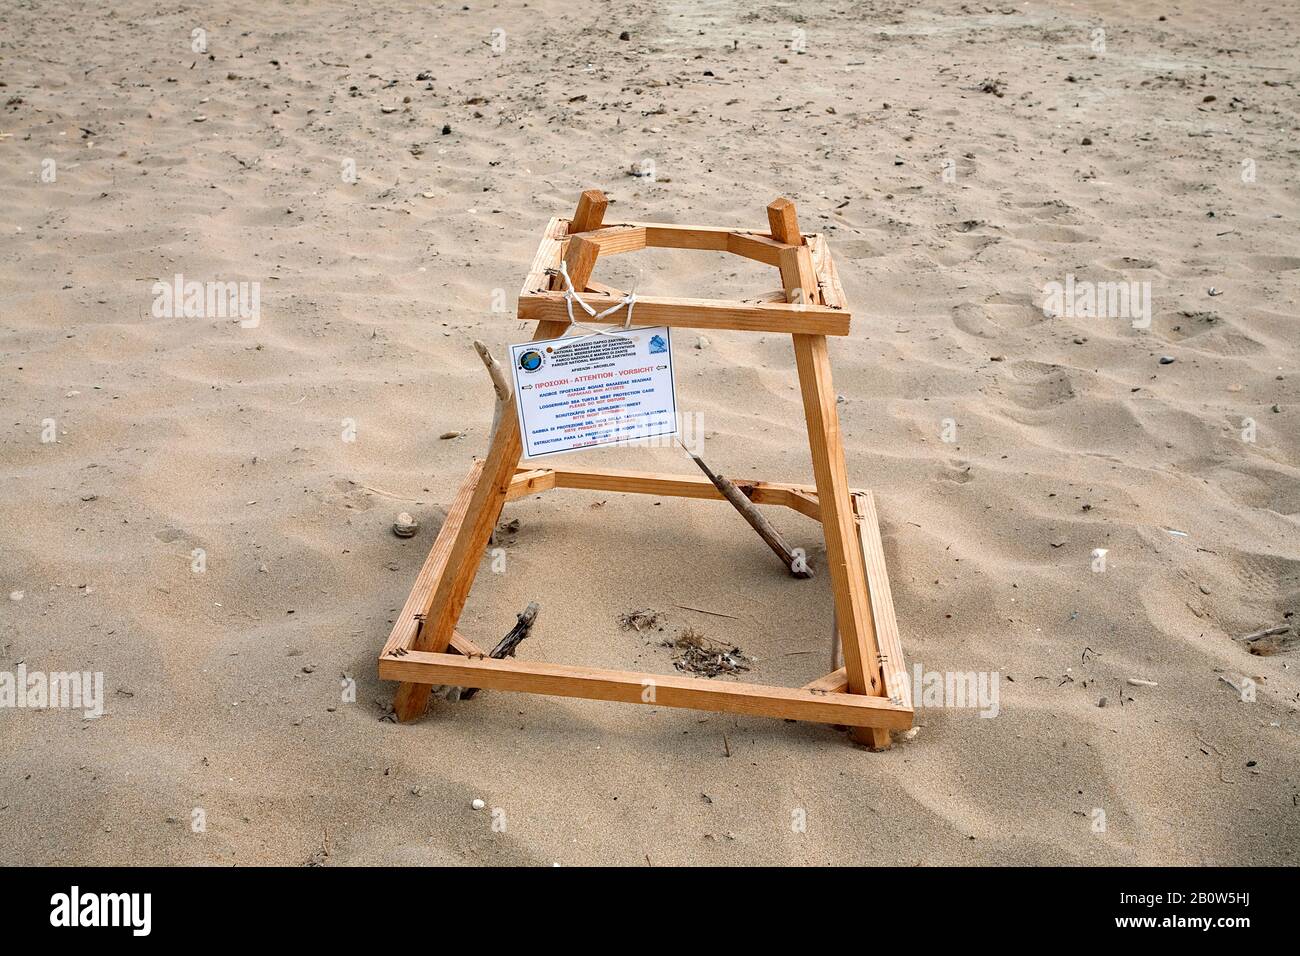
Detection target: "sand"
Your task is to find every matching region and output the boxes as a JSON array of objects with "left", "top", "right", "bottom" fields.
[{"left": 1, "top": 0, "right": 1297, "bottom": 866}]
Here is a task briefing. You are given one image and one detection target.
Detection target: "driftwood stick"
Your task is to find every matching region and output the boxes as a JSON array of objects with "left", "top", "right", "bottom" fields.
[
  {"left": 460, "top": 602, "right": 541, "bottom": 700},
  {"left": 1239, "top": 624, "right": 1289, "bottom": 642},
  {"left": 684, "top": 449, "right": 813, "bottom": 579},
  {"left": 473, "top": 339, "right": 512, "bottom": 446},
  {"left": 475, "top": 339, "right": 513, "bottom": 548}
]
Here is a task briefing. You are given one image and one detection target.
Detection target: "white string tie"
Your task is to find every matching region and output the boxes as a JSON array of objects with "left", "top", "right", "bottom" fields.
[{"left": 552, "top": 259, "right": 641, "bottom": 335}]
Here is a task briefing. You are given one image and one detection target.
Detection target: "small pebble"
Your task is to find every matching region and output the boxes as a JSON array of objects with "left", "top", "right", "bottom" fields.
[
  {"left": 1159, "top": 355, "right": 1175, "bottom": 365},
  {"left": 393, "top": 512, "right": 419, "bottom": 538},
  {"left": 439, "top": 430, "right": 462, "bottom": 439},
  {"left": 471, "top": 798, "right": 486, "bottom": 810}
]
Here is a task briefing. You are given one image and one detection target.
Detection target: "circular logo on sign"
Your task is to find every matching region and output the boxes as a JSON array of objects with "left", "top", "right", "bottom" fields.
[{"left": 518, "top": 350, "right": 544, "bottom": 372}]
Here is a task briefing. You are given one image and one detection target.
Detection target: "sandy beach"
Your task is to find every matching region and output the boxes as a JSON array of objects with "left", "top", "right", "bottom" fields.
[{"left": 1, "top": 0, "right": 1297, "bottom": 865}]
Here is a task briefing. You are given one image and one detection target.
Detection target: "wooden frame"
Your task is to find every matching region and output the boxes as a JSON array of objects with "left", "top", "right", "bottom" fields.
[{"left": 380, "top": 190, "right": 913, "bottom": 748}]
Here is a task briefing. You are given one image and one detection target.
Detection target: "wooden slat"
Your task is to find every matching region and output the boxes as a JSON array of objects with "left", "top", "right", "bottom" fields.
[
  {"left": 585, "top": 280, "right": 628, "bottom": 298},
  {"left": 449, "top": 632, "right": 488, "bottom": 658},
  {"left": 517, "top": 291, "right": 850, "bottom": 335},
  {"left": 380, "top": 459, "right": 485, "bottom": 658},
  {"left": 520, "top": 217, "right": 567, "bottom": 296},
  {"left": 727, "top": 231, "right": 791, "bottom": 267},
  {"left": 506, "top": 468, "right": 557, "bottom": 500},
  {"left": 620, "top": 221, "right": 734, "bottom": 252},
  {"left": 393, "top": 201, "right": 597, "bottom": 720},
  {"left": 773, "top": 195, "right": 890, "bottom": 747},
  {"left": 543, "top": 464, "right": 817, "bottom": 512},
  {"left": 802, "top": 668, "right": 849, "bottom": 693},
  {"left": 574, "top": 225, "right": 646, "bottom": 256},
  {"left": 793, "top": 335, "right": 887, "bottom": 746},
  {"left": 786, "top": 490, "right": 822, "bottom": 522},
  {"left": 745, "top": 289, "right": 795, "bottom": 304},
  {"left": 853, "top": 491, "right": 911, "bottom": 710},
  {"left": 778, "top": 244, "right": 822, "bottom": 305},
  {"left": 556, "top": 235, "right": 600, "bottom": 296},
  {"left": 593, "top": 222, "right": 796, "bottom": 266},
  {"left": 379, "top": 651, "right": 913, "bottom": 730},
  {"left": 807, "top": 234, "right": 848, "bottom": 311}
]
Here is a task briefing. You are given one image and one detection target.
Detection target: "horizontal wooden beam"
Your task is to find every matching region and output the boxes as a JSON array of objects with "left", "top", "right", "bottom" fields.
[
  {"left": 505, "top": 467, "right": 557, "bottom": 500},
  {"left": 802, "top": 668, "right": 849, "bottom": 694},
  {"left": 573, "top": 225, "right": 647, "bottom": 256},
  {"left": 566, "top": 222, "right": 798, "bottom": 267},
  {"left": 529, "top": 464, "right": 826, "bottom": 514},
  {"left": 379, "top": 651, "right": 913, "bottom": 730},
  {"left": 517, "top": 290, "right": 850, "bottom": 335}
]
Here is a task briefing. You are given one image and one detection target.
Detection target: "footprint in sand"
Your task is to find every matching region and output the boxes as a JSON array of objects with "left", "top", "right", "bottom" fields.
[{"left": 1002, "top": 360, "right": 1076, "bottom": 408}]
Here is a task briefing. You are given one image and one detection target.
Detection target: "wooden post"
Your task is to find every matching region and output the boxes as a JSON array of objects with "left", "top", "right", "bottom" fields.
[
  {"left": 570, "top": 189, "right": 609, "bottom": 233},
  {"left": 768, "top": 197, "right": 890, "bottom": 749},
  {"left": 393, "top": 197, "right": 604, "bottom": 721}
]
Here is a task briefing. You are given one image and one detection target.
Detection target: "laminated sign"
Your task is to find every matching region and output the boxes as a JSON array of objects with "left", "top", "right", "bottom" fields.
[{"left": 510, "top": 327, "right": 678, "bottom": 458}]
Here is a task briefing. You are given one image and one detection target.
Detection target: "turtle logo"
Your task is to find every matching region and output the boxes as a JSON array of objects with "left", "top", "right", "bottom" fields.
[{"left": 518, "top": 350, "right": 544, "bottom": 372}]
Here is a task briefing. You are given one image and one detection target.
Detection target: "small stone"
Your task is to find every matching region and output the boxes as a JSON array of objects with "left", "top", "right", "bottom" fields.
[
  {"left": 411, "top": 786, "right": 424, "bottom": 797},
  {"left": 393, "top": 512, "right": 419, "bottom": 538},
  {"left": 1159, "top": 355, "right": 1175, "bottom": 365},
  {"left": 302, "top": 664, "right": 315, "bottom": 674},
  {"left": 1098, "top": 696, "right": 1108, "bottom": 707},
  {"left": 471, "top": 798, "right": 486, "bottom": 810},
  {"left": 619, "top": 31, "right": 630, "bottom": 41},
  {"left": 441, "top": 123, "right": 451, "bottom": 135},
  {"left": 695, "top": 335, "right": 710, "bottom": 350},
  {"left": 1080, "top": 136, "right": 1092, "bottom": 146},
  {"left": 439, "top": 430, "right": 462, "bottom": 439}
]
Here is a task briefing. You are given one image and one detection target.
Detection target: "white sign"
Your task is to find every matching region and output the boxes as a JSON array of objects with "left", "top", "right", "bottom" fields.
[{"left": 510, "top": 327, "right": 678, "bottom": 459}]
